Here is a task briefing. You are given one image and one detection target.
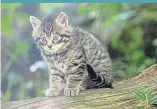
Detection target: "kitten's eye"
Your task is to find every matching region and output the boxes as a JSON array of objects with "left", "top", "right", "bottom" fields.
[
  {"left": 53, "top": 34, "right": 62, "bottom": 43},
  {"left": 39, "top": 37, "right": 47, "bottom": 44}
]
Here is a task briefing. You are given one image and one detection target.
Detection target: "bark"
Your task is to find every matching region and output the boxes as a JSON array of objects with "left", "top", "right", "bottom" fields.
[{"left": 2, "top": 64, "right": 157, "bottom": 109}]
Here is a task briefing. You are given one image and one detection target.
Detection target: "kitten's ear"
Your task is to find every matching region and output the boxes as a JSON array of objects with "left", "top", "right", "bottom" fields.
[
  {"left": 29, "top": 16, "right": 41, "bottom": 29},
  {"left": 55, "top": 11, "right": 70, "bottom": 27}
]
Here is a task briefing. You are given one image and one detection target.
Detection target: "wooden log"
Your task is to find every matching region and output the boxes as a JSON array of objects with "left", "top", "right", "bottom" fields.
[{"left": 2, "top": 64, "right": 157, "bottom": 109}]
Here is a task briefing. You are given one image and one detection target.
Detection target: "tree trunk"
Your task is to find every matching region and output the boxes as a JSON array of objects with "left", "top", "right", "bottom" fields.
[{"left": 2, "top": 64, "right": 157, "bottom": 109}]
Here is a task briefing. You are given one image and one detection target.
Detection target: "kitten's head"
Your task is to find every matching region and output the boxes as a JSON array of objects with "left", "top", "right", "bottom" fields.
[{"left": 29, "top": 11, "right": 73, "bottom": 53}]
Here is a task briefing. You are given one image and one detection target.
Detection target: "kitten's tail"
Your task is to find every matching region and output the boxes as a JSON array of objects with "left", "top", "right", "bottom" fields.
[{"left": 86, "top": 64, "right": 113, "bottom": 88}]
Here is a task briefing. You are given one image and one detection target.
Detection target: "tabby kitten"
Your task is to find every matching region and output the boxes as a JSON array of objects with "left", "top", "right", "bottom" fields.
[{"left": 29, "top": 11, "right": 113, "bottom": 97}]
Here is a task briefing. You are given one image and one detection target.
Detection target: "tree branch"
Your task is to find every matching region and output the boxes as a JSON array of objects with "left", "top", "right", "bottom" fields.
[{"left": 2, "top": 64, "right": 157, "bottom": 109}]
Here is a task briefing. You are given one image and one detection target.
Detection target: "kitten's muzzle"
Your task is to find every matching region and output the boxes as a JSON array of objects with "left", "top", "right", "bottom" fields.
[{"left": 48, "top": 45, "right": 52, "bottom": 49}]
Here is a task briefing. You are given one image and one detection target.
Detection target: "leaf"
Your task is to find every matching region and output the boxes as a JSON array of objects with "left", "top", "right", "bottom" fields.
[
  {"left": 149, "top": 96, "right": 157, "bottom": 105},
  {"left": 134, "top": 90, "right": 146, "bottom": 100},
  {"left": 146, "top": 89, "right": 153, "bottom": 99},
  {"left": 136, "top": 106, "right": 144, "bottom": 109}
]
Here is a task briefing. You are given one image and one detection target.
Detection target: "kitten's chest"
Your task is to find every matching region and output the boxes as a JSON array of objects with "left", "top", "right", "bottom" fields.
[
  {"left": 51, "top": 53, "right": 69, "bottom": 73},
  {"left": 53, "top": 58, "right": 68, "bottom": 72}
]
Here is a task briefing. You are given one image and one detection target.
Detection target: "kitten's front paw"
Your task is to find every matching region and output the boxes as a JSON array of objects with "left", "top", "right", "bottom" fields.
[
  {"left": 64, "top": 88, "right": 80, "bottom": 97},
  {"left": 45, "top": 89, "right": 60, "bottom": 97}
]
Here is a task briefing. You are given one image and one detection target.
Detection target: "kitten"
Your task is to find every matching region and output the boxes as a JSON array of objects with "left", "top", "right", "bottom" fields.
[{"left": 29, "top": 11, "right": 113, "bottom": 97}]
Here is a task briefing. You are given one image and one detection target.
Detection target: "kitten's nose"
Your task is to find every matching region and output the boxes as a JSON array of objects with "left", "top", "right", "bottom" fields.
[{"left": 48, "top": 45, "right": 52, "bottom": 49}]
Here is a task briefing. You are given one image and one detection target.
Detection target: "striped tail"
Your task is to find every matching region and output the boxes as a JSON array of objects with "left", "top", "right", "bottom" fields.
[{"left": 86, "top": 64, "right": 113, "bottom": 88}]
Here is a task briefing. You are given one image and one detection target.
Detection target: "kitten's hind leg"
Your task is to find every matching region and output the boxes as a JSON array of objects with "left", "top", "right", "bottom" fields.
[{"left": 87, "top": 64, "right": 113, "bottom": 89}]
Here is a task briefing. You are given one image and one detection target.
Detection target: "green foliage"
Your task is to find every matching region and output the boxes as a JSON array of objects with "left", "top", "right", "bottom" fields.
[
  {"left": 3, "top": 72, "right": 23, "bottom": 101},
  {"left": 10, "top": 41, "right": 30, "bottom": 61},
  {"left": 1, "top": 4, "right": 22, "bottom": 38},
  {"left": 1, "top": 3, "right": 33, "bottom": 101},
  {"left": 134, "top": 89, "right": 157, "bottom": 109},
  {"left": 135, "top": 90, "right": 146, "bottom": 100},
  {"left": 136, "top": 106, "right": 144, "bottom": 109},
  {"left": 146, "top": 89, "right": 153, "bottom": 100},
  {"left": 149, "top": 96, "right": 157, "bottom": 105},
  {"left": 79, "top": 3, "right": 157, "bottom": 80},
  {"left": 1, "top": 3, "right": 29, "bottom": 39},
  {"left": 1, "top": 3, "right": 21, "bottom": 9}
]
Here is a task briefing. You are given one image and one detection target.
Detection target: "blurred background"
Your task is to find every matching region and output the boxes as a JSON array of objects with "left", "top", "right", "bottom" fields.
[{"left": 1, "top": 3, "right": 157, "bottom": 101}]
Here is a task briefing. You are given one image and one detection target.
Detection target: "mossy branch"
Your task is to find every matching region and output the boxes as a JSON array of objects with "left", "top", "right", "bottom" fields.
[{"left": 2, "top": 64, "right": 157, "bottom": 109}]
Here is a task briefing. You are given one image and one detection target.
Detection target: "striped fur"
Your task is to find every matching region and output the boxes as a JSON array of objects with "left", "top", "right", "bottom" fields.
[{"left": 29, "top": 12, "right": 113, "bottom": 97}]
